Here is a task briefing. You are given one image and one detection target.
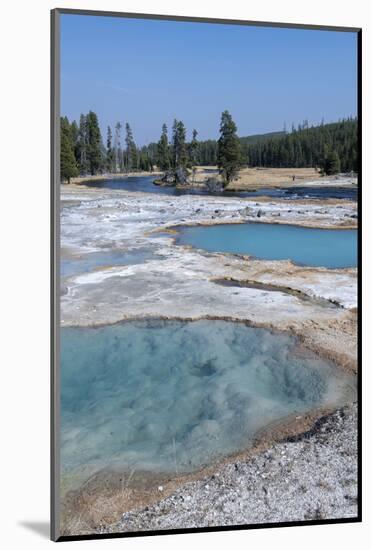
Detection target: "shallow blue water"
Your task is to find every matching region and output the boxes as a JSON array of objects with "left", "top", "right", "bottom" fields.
[
  {"left": 61, "top": 249, "right": 156, "bottom": 278},
  {"left": 176, "top": 223, "right": 357, "bottom": 268},
  {"left": 85, "top": 175, "right": 357, "bottom": 200},
  {"left": 61, "top": 320, "right": 354, "bottom": 479}
]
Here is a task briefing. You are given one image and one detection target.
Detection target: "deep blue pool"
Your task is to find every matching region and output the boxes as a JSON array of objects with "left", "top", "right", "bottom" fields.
[{"left": 175, "top": 223, "right": 357, "bottom": 268}]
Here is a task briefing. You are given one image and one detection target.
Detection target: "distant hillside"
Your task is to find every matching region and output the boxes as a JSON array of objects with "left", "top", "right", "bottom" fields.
[
  {"left": 197, "top": 119, "right": 357, "bottom": 172},
  {"left": 242, "top": 119, "right": 357, "bottom": 172},
  {"left": 239, "top": 131, "right": 285, "bottom": 145},
  {"left": 196, "top": 130, "right": 286, "bottom": 166}
]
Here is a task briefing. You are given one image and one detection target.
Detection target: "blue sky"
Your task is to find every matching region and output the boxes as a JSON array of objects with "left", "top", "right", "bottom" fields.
[{"left": 61, "top": 14, "right": 357, "bottom": 145}]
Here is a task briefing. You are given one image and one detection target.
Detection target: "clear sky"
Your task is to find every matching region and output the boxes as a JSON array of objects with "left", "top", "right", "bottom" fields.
[{"left": 61, "top": 14, "right": 357, "bottom": 146}]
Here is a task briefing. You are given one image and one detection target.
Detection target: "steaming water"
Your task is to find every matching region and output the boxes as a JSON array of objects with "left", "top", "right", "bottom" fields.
[
  {"left": 61, "top": 320, "right": 355, "bottom": 482},
  {"left": 176, "top": 223, "right": 357, "bottom": 268}
]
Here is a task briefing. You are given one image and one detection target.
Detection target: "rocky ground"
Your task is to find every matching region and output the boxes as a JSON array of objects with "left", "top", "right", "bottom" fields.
[
  {"left": 100, "top": 404, "right": 357, "bottom": 534},
  {"left": 60, "top": 185, "right": 357, "bottom": 369}
]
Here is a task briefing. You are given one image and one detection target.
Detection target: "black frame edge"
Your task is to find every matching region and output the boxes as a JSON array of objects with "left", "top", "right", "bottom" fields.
[
  {"left": 51, "top": 7, "right": 61, "bottom": 543},
  {"left": 56, "top": 517, "right": 361, "bottom": 543}
]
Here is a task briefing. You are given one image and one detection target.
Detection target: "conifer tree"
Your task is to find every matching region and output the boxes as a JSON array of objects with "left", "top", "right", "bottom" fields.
[
  {"left": 125, "top": 123, "right": 138, "bottom": 172},
  {"left": 189, "top": 129, "right": 199, "bottom": 182},
  {"left": 114, "top": 122, "right": 122, "bottom": 172},
  {"left": 106, "top": 126, "right": 114, "bottom": 172},
  {"left": 176, "top": 120, "right": 188, "bottom": 169},
  {"left": 170, "top": 120, "right": 189, "bottom": 182},
  {"left": 321, "top": 150, "right": 341, "bottom": 175},
  {"left": 189, "top": 129, "right": 199, "bottom": 166},
  {"left": 86, "top": 111, "right": 103, "bottom": 175},
  {"left": 77, "top": 114, "right": 89, "bottom": 174},
  {"left": 157, "top": 124, "right": 171, "bottom": 171},
  {"left": 60, "top": 117, "right": 78, "bottom": 183},
  {"left": 171, "top": 119, "right": 179, "bottom": 168},
  {"left": 217, "top": 110, "right": 241, "bottom": 186},
  {"left": 69, "top": 120, "right": 79, "bottom": 160}
]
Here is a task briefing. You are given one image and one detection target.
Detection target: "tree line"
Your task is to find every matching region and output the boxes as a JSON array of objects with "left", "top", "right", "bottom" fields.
[
  {"left": 60, "top": 109, "right": 241, "bottom": 185},
  {"left": 60, "top": 112, "right": 155, "bottom": 182},
  {"left": 185, "top": 118, "right": 357, "bottom": 174},
  {"left": 242, "top": 118, "right": 357, "bottom": 173},
  {"left": 60, "top": 111, "right": 357, "bottom": 184}
]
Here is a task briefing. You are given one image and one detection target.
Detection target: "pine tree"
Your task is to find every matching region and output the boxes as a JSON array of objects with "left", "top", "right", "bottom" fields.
[
  {"left": 125, "top": 123, "right": 137, "bottom": 172},
  {"left": 70, "top": 120, "right": 79, "bottom": 160},
  {"left": 171, "top": 120, "right": 189, "bottom": 182},
  {"left": 157, "top": 124, "right": 171, "bottom": 171},
  {"left": 189, "top": 129, "right": 199, "bottom": 166},
  {"left": 171, "top": 120, "right": 187, "bottom": 169},
  {"left": 217, "top": 110, "right": 241, "bottom": 186},
  {"left": 86, "top": 111, "right": 103, "bottom": 175},
  {"left": 189, "top": 129, "right": 199, "bottom": 182},
  {"left": 171, "top": 119, "right": 179, "bottom": 168},
  {"left": 106, "top": 126, "right": 114, "bottom": 172},
  {"left": 321, "top": 150, "right": 341, "bottom": 175},
  {"left": 77, "top": 114, "right": 89, "bottom": 174},
  {"left": 60, "top": 117, "right": 78, "bottom": 183},
  {"left": 176, "top": 121, "right": 188, "bottom": 169},
  {"left": 113, "top": 122, "right": 122, "bottom": 172}
]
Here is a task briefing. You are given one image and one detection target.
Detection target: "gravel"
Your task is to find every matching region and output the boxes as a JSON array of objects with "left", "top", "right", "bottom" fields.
[{"left": 104, "top": 404, "right": 358, "bottom": 533}]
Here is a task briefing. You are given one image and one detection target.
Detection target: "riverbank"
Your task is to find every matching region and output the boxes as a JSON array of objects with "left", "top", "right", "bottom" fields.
[
  {"left": 67, "top": 166, "right": 357, "bottom": 192},
  {"left": 170, "top": 166, "right": 357, "bottom": 191},
  {"left": 69, "top": 170, "right": 162, "bottom": 185},
  {"left": 59, "top": 181, "right": 358, "bottom": 535}
]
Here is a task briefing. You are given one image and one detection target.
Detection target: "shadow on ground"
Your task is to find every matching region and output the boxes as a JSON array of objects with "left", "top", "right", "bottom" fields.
[{"left": 19, "top": 521, "right": 49, "bottom": 539}]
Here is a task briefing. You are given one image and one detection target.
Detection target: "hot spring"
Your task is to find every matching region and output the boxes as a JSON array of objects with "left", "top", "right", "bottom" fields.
[
  {"left": 60, "top": 319, "right": 355, "bottom": 485},
  {"left": 175, "top": 223, "right": 357, "bottom": 269}
]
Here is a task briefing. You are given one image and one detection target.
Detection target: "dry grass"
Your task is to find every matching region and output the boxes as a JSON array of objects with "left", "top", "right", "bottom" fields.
[
  {"left": 194, "top": 166, "right": 322, "bottom": 190},
  {"left": 60, "top": 468, "right": 180, "bottom": 536}
]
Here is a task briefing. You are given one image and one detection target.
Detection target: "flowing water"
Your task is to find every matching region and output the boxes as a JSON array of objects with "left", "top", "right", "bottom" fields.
[
  {"left": 84, "top": 175, "right": 357, "bottom": 200},
  {"left": 175, "top": 223, "right": 357, "bottom": 268},
  {"left": 61, "top": 320, "right": 355, "bottom": 486}
]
